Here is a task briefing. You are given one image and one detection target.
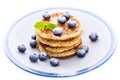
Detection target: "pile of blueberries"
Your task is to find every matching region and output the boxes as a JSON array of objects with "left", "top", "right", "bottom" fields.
[
  {"left": 18, "top": 32, "right": 98, "bottom": 67},
  {"left": 18, "top": 34, "right": 59, "bottom": 67}
]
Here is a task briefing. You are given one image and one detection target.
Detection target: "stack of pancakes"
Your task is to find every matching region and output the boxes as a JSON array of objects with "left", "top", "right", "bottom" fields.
[{"left": 35, "top": 12, "right": 83, "bottom": 58}]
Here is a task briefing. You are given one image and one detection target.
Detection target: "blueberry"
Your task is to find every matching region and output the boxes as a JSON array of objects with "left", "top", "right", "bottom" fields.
[
  {"left": 57, "top": 16, "right": 66, "bottom": 24},
  {"left": 89, "top": 32, "right": 98, "bottom": 42},
  {"left": 29, "top": 54, "right": 38, "bottom": 62},
  {"left": 63, "top": 12, "right": 70, "bottom": 20},
  {"left": 38, "top": 52, "right": 47, "bottom": 61},
  {"left": 50, "top": 58, "right": 59, "bottom": 67},
  {"left": 76, "top": 49, "right": 86, "bottom": 58},
  {"left": 67, "top": 20, "right": 76, "bottom": 28},
  {"left": 30, "top": 40, "right": 37, "bottom": 48},
  {"left": 42, "top": 12, "right": 50, "bottom": 20},
  {"left": 18, "top": 45, "right": 26, "bottom": 53},
  {"left": 31, "top": 34, "right": 36, "bottom": 40},
  {"left": 81, "top": 45, "right": 89, "bottom": 53},
  {"left": 53, "top": 27, "right": 63, "bottom": 36}
]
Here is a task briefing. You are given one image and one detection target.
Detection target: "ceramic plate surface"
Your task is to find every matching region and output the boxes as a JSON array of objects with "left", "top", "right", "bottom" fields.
[{"left": 3, "top": 8, "right": 117, "bottom": 77}]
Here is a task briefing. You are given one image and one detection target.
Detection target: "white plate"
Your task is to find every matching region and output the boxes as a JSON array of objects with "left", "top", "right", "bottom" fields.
[{"left": 3, "top": 8, "right": 117, "bottom": 77}]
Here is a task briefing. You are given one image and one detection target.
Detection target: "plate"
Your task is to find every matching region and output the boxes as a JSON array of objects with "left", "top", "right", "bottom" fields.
[{"left": 3, "top": 8, "right": 117, "bottom": 77}]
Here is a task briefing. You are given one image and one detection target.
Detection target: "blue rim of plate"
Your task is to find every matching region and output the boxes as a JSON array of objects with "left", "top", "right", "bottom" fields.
[{"left": 3, "top": 7, "right": 117, "bottom": 78}]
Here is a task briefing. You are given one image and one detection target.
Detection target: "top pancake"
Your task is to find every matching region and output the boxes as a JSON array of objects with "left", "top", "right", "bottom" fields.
[{"left": 35, "top": 12, "right": 82, "bottom": 40}]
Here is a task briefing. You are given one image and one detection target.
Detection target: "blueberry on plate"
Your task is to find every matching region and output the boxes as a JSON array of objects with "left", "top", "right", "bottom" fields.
[
  {"left": 63, "top": 12, "right": 70, "bottom": 20},
  {"left": 29, "top": 54, "right": 38, "bottom": 62},
  {"left": 76, "top": 49, "right": 86, "bottom": 58},
  {"left": 18, "top": 44, "right": 26, "bottom": 53},
  {"left": 30, "top": 40, "right": 37, "bottom": 48},
  {"left": 57, "top": 16, "right": 66, "bottom": 24},
  {"left": 81, "top": 45, "right": 89, "bottom": 53},
  {"left": 31, "top": 34, "right": 36, "bottom": 40},
  {"left": 42, "top": 12, "right": 51, "bottom": 20},
  {"left": 89, "top": 32, "right": 98, "bottom": 42},
  {"left": 53, "top": 27, "right": 63, "bottom": 36},
  {"left": 67, "top": 20, "right": 76, "bottom": 28},
  {"left": 50, "top": 58, "right": 59, "bottom": 67},
  {"left": 38, "top": 52, "right": 47, "bottom": 61}
]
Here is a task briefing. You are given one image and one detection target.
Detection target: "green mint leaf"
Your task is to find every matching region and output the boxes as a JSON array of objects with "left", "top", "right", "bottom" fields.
[{"left": 34, "top": 22, "right": 57, "bottom": 30}]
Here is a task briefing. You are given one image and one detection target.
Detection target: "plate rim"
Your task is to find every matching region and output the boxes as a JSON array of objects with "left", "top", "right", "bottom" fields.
[{"left": 3, "top": 7, "right": 117, "bottom": 78}]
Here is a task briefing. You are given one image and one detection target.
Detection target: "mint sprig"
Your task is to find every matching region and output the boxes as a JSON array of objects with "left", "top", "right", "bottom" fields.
[{"left": 34, "top": 22, "right": 57, "bottom": 30}]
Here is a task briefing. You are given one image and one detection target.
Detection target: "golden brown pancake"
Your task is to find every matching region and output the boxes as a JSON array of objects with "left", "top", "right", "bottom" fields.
[
  {"left": 36, "top": 34, "right": 81, "bottom": 47},
  {"left": 35, "top": 12, "right": 82, "bottom": 40},
  {"left": 37, "top": 39, "right": 82, "bottom": 53},
  {"left": 37, "top": 41, "right": 82, "bottom": 58}
]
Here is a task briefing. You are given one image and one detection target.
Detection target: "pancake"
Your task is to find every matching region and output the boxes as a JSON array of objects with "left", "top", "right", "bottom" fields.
[
  {"left": 35, "top": 12, "right": 82, "bottom": 40},
  {"left": 37, "top": 41, "right": 82, "bottom": 58},
  {"left": 36, "top": 34, "right": 81, "bottom": 47},
  {"left": 37, "top": 39, "right": 82, "bottom": 53}
]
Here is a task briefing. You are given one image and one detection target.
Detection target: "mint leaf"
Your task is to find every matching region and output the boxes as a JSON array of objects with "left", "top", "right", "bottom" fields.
[{"left": 34, "top": 22, "right": 57, "bottom": 30}]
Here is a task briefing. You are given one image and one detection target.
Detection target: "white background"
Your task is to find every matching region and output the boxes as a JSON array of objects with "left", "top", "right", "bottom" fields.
[{"left": 0, "top": 0, "right": 120, "bottom": 80}]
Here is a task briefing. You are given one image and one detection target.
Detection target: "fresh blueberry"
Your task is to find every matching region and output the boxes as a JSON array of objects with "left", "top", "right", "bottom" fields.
[
  {"left": 29, "top": 54, "right": 38, "bottom": 62},
  {"left": 76, "top": 49, "right": 86, "bottom": 58},
  {"left": 53, "top": 27, "right": 63, "bottom": 36},
  {"left": 31, "top": 34, "right": 36, "bottom": 40},
  {"left": 67, "top": 20, "right": 76, "bottom": 28},
  {"left": 63, "top": 12, "right": 70, "bottom": 20},
  {"left": 50, "top": 58, "right": 59, "bottom": 67},
  {"left": 81, "top": 45, "right": 89, "bottom": 53},
  {"left": 57, "top": 16, "right": 66, "bottom": 24},
  {"left": 30, "top": 40, "right": 37, "bottom": 48},
  {"left": 42, "top": 12, "right": 51, "bottom": 20},
  {"left": 38, "top": 52, "right": 47, "bottom": 61},
  {"left": 18, "top": 45, "right": 26, "bottom": 53},
  {"left": 89, "top": 32, "right": 98, "bottom": 42}
]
